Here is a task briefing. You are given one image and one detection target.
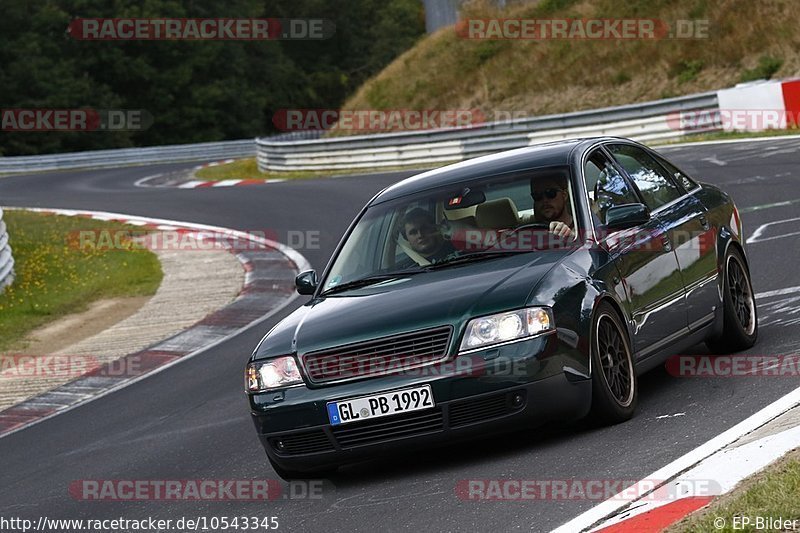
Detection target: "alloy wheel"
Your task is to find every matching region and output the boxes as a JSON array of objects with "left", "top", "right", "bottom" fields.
[
  {"left": 596, "top": 315, "right": 634, "bottom": 407},
  {"left": 727, "top": 254, "right": 756, "bottom": 336}
]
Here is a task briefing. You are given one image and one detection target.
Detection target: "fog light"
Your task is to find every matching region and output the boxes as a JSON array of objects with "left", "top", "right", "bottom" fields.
[{"left": 276, "top": 440, "right": 285, "bottom": 450}]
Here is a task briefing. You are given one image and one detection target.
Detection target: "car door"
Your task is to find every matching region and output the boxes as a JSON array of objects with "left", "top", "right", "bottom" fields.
[
  {"left": 584, "top": 147, "right": 688, "bottom": 357},
  {"left": 652, "top": 153, "right": 720, "bottom": 329}
]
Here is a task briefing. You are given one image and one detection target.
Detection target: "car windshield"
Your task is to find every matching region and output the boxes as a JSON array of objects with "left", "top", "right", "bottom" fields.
[{"left": 321, "top": 166, "right": 579, "bottom": 292}]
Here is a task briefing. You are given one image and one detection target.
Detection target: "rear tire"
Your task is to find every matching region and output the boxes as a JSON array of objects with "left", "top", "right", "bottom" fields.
[
  {"left": 707, "top": 247, "right": 757, "bottom": 353},
  {"left": 589, "top": 302, "right": 638, "bottom": 424}
]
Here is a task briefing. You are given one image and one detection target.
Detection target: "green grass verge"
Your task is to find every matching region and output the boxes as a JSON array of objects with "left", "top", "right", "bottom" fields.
[
  {"left": 194, "top": 158, "right": 263, "bottom": 180},
  {"left": 0, "top": 210, "right": 163, "bottom": 351},
  {"left": 194, "top": 157, "right": 458, "bottom": 181},
  {"left": 671, "top": 448, "right": 800, "bottom": 532}
]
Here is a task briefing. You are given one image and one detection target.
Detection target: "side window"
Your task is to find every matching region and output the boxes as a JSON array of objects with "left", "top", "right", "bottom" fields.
[
  {"left": 656, "top": 155, "right": 700, "bottom": 192},
  {"left": 583, "top": 149, "right": 639, "bottom": 226},
  {"left": 607, "top": 144, "right": 683, "bottom": 210}
]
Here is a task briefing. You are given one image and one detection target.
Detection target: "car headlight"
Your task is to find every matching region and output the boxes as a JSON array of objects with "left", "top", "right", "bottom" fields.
[
  {"left": 460, "top": 307, "right": 554, "bottom": 351},
  {"left": 245, "top": 356, "right": 303, "bottom": 392}
]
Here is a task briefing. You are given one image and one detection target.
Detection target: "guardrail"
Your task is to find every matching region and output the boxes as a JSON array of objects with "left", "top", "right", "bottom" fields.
[
  {"left": 256, "top": 92, "right": 721, "bottom": 172},
  {"left": 0, "top": 140, "right": 256, "bottom": 174},
  {"left": 0, "top": 207, "right": 14, "bottom": 292},
  {"left": 0, "top": 92, "right": 722, "bottom": 176}
]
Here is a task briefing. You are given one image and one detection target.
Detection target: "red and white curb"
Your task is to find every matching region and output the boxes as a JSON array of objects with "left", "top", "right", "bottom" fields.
[
  {"left": 177, "top": 177, "right": 286, "bottom": 188},
  {"left": 590, "top": 422, "right": 800, "bottom": 532},
  {"left": 135, "top": 159, "right": 286, "bottom": 188},
  {"left": 0, "top": 207, "right": 310, "bottom": 439},
  {"left": 553, "top": 386, "right": 800, "bottom": 533}
]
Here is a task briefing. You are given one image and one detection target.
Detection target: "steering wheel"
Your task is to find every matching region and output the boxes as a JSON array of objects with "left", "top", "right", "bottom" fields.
[
  {"left": 494, "top": 222, "right": 553, "bottom": 249},
  {"left": 502, "top": 222, "right": 551, "bottom": 236}
]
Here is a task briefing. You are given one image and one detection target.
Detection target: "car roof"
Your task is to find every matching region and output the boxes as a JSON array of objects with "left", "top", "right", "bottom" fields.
[{"left": 372, "top": 137, "right": 618, "bottom": 204}]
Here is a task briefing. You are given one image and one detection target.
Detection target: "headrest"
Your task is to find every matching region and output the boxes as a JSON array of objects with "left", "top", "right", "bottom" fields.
[{"left": 475, "top": 198, "right": 519, "bottom": 230}]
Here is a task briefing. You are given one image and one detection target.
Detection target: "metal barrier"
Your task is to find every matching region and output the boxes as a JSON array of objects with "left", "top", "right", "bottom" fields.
[
  {"left": 0, "top": 140, "right": 256, "bottom": 174},
  {"left": 256, "top": 92, "right": 721, "bottom": 172},
  {"left": 0, "top": 207, "right": 14, "bottom": 291},
  {"left": 0, "top": 92, "right": 721, "bottom": 176}
]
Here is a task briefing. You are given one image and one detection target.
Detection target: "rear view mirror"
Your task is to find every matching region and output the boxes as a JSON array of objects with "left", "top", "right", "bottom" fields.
[
  {"left": 605, "top": 203, "right": 650, "bottom": 231},
  {"left": 445, "top": 189, "right": 486, "bottom": 210}
]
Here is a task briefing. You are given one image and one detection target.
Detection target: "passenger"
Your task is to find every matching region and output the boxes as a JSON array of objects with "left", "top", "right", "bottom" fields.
[{"left": 400, "top": 208, "right": 456, "bottom": 264}]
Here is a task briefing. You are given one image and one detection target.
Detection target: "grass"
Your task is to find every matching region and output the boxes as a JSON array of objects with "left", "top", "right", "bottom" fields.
[
  {"left": 740, "top": 55, "right": 784, "bottom": 83},
  {"left": 194, "top": 157, "right": 460, "bottom": 181},
  {"left": 670, "top": 448, "right": 800, "bottom": 532},
  {"left": 0, "top": 210, "right": 163, "bottom": 351},
  {"left": 194, "top": 158, "right": 263, "bottom": 181},
  {"left": 337, "top": 0, "right": 800, "bottom": 128}
]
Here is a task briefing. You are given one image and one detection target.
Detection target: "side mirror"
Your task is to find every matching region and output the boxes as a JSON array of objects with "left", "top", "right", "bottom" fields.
[
  {"left": 605, "top": 203, "right": 650, "bottom": 231},
  {"left": 295, "top": 270, "right": 318, "bottom": 295}
]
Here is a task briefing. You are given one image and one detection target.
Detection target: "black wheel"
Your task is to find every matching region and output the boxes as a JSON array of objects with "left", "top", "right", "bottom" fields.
[
  {"left": 268, "top": 455, "right": 336, "bottom": 481},
  {"left": 589, "top": 302, "right": 638, "bottom": 424},
  {"left": 707, "top": 247, "right": 757, "bottom": 353}
]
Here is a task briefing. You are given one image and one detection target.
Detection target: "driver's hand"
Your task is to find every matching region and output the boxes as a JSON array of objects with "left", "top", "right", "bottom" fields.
[{"left": 549, "top": 221, "right": 573, "bottom": 239}]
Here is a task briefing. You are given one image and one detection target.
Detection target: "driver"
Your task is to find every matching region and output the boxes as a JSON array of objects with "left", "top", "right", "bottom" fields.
[
  {"left": 531, "top": 175, "right": 574, "bottom": 239},
  {"left": 400, "top": 208, "right": 456, "bottom": 264}
]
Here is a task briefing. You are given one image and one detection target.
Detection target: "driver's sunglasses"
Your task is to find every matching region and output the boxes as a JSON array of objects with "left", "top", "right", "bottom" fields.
[
  {"left": 406, "top": 223, "right": 437, "bottom": 237},
  {"left": 532, "top": 188, "right": 562, "bottom": 201}
]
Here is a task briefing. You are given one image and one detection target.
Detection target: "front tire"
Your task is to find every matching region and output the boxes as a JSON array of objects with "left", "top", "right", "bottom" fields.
[
  {"left": 707, "top": 247, "right": 757, "bottom": 353},
  {"left": 589, "top": 302, "right": 638, "bottom": 424}
]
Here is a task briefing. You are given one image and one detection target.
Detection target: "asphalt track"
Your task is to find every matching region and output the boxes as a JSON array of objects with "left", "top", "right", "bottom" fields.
[{"left": 0, "top": 137, "right": 799, "bottom": 532}]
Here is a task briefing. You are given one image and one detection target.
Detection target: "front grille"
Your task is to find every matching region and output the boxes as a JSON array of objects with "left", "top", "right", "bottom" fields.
[
  {"left": 449, "top": 393, "right": 517, "bottom": 427},
  {"left": 270, "top": 390, "right": 527, "bottom": 455},
  {"left": 270, "top": 430, "right": 334, "bottom": 455},
  {"left": 332, "top": 408, "right": 444, "bottom": 448},
  {"left": 301, "top": 326, "right": 452, "bottom": 384}
]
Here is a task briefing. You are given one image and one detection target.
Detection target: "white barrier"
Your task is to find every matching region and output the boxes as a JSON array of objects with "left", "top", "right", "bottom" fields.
[
  {"left": 717, "top": 79, "right": 800, "bottom": 131},
  {"left": 0, "top": 207, "right": 14, "bottom": 291}
]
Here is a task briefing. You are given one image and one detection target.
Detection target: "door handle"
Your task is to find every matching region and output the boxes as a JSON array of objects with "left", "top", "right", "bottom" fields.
[{"left": 698, "top": 215, "right": 709, "bottom": 230}]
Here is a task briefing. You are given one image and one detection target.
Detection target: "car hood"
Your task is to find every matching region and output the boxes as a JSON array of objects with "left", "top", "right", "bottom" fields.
[{"left": 253, "top": 251, "right": 571, "bottom": 359}]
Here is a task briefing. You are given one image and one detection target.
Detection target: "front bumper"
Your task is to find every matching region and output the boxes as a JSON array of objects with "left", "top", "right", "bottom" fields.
[{"left": 248, "top": 334, "right": 591, "bottom": 472}]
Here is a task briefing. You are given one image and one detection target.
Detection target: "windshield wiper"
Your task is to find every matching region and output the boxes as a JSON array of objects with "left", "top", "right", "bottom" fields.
[
  {"left": 424, "top": 250, "right": 524, "bottom": 270},
  {"left": 320, "top": 269, "right": 424, "bottom": 296}
]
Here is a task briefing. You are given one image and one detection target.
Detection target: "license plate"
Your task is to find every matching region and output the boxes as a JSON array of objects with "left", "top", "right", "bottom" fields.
[{"left": 326, "top": 385, "right": 434, "bottom": 426}]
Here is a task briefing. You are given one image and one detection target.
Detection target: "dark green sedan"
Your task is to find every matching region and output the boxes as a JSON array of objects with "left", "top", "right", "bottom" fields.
[{"left": 245, "top": 137, "right": 757, "bottom": 479}]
